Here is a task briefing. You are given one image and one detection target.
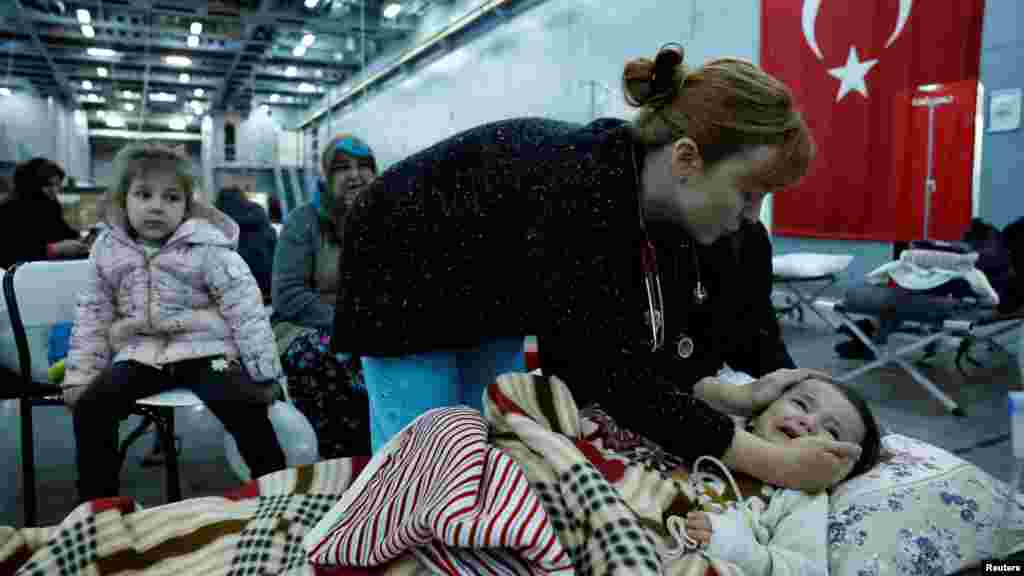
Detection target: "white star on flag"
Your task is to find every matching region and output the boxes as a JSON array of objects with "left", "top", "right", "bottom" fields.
[{"left": 828, "top": 46, "right": 879, "bottom": 102}]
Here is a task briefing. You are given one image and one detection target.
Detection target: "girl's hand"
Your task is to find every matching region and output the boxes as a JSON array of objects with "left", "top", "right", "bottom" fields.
[{"left": 684, "top": 511, "right": 713, "bottom": 549}]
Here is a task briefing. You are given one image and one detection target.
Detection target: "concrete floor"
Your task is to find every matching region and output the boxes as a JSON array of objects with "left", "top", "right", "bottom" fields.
[{"left": 1, "top": 310, "right": 1020, "bottom": 528}]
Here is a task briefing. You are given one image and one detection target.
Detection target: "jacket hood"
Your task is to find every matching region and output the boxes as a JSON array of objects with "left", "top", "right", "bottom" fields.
[
  {"left": 215, "top": 188, "right": 269, "bottom": 228},
  {"left": 103, "top": 191, "right": 239, "bottom": 249}
]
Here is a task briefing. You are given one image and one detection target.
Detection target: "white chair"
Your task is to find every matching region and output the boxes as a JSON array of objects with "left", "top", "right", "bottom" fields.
[{"left": 2, "top": 259, "right": 202, "bottom": 526}]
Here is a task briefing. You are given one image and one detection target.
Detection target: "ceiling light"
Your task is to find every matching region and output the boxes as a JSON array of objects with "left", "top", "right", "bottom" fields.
[
  {"left": 81, "top": 80, "right": 93, "bottom": 90},
  {"left": 87, "top": 48, "right": 119, "bottom": 58},
  {"left": 383, "top": 3, "right": 403, "bottom": 19},
  {"left": 302, "top": 33, "right": 316, "bottom": 47},
  {"left": 122, "top": 90, "right": 137, "bottom": 99},
  {"left": 304, "top": 0, "right": 319, "bottom": 7},
  {"left": 0, "top": 88, "right": 11, "bottom": 97},
  {"left": 164, "top": 55, "right": 192, "bottom": 67},
  {"left": 105, "top": 114, "right": 126, "bottom": 128},
  {"left": 315, "top": 69, "right": 323, "bottom": 78},
  {"left": 345, "top": 37, "right": 356, "bottom": 51},
  {"left": 270, "top": 93, "right": 280, "bottom": 102},
  {"left": 292, "top": 45, "right": 307, "bottom": 57},
  {"left": 285, "top": 66, "right": 298, "bottom": 77},
  {"left": 194, "top": 88, "right": 204, "bottom": 97},
  {"left": 179, "top": 73, "right": 190, "bottom": 83},
  {"left": 190, "top": 22, "right": 203, "bottom": 35},
  {"left": 169, "top": 117, "right": 187, "bottom": 130},
  {"left": 81, "top": 25, "right": 95, "bottom": 38},
  {"left": 97, "top": 67, "right": 108, "bottom": 77},
  {"left": 333, "top": 52, "right": 343, "bottom": 61},
  {"left": 298, "top": 83, "right": 316, "bottom": 93},
  {"left": 87, "top": 93, "right": 103, "bottom": 102},
  {"left": 123, "top": 102, "right": 135, "bottom": 111},
  {"left": 918, "top": 84, "right": 943, "bottom": 92},
  {"left": 96, "top": 110, "right": 105, "bottom": 118},
  {"left": 76, "top": 9, "right": 91, "bottom": 24},
  {"left": 187, "top": 35, "right": 200, "bottom": 48},
  {"left": 149, "top": 92, "right": 177, "bottom": 103}
]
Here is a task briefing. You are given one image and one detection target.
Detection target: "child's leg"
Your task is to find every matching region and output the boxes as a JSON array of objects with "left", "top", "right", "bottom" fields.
[
  {"left": 360, "top": 352, "right": 459, "bottom": 453},
  {"left": 181, "top": 357, "right": 286, "bottom": 479},
  {"left": 457, "top": 337, "right": 526, "bottom": 412},
  {"left": 72, "top": 361, "right": 171, "bottom": 502}
]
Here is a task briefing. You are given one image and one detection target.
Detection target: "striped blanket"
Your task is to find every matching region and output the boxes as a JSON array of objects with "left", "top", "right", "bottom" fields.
[{"left": 306, "top": 373, "right": 754, "bottom": 575}]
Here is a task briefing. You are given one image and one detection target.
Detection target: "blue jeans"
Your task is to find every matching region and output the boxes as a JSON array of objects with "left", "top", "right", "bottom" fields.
[{"left": 361, "top": 338, "right": 525, "bottom": 452}]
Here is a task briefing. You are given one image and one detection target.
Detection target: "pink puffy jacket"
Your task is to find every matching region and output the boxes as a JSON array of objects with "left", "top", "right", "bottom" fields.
[{"left": 64, "top": 199, "right": 283, "bottom": 388}]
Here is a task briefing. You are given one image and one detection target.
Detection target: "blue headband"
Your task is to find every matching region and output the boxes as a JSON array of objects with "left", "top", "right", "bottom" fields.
[{"left": 332, "top": 137, "right": 372, "bottom": 160}]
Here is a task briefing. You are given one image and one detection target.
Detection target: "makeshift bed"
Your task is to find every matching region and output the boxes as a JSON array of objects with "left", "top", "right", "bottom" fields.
[
  {"left": 2, "top": 373, "right": 1023, "bottom": 576},
  {"left": 772, "top": 253, "right": 854, "bottom": 327}
]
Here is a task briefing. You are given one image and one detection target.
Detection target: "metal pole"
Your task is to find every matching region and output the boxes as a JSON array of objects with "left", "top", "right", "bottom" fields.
[{"left": 923, "top": 103, "right": 936, "bottom": 241}]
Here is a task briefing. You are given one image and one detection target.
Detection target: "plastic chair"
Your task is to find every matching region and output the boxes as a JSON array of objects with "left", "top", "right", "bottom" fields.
[{"left": 2, "top": 260, "right": 201, "bottom": 526}]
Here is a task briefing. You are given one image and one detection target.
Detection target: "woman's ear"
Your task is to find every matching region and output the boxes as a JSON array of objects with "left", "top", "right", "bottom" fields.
[{"left": 670, "top": 137, "right": 704, "bottom": 179}]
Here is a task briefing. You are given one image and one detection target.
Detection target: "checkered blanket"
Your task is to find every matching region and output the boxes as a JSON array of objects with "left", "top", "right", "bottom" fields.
[
  {"left": 0, "top": 457, "right": 424, "bottom": 576},
  {"left": 485, "top": 372, "right": 751, "bottom": 576}
]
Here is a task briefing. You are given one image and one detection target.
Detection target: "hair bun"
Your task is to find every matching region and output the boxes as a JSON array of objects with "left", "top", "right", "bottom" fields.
[{"left": 622, "top": 44, "right": 686, "bottom": 108}]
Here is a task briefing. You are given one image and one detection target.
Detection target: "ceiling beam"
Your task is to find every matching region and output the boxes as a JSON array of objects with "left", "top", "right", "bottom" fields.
[{"left": 11, "top": 0, "right": 73, "bottom": 103}]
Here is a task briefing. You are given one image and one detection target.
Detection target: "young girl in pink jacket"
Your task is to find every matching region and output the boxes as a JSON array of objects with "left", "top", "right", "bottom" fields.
[{"left": 62, "top": 143, "right": 286, "bottom": 502}]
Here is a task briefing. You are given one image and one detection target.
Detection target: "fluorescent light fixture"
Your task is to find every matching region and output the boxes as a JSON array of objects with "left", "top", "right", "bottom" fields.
[
  {"left": 123, "top": 102, "right": 135, "bottom": 111},
  {"left": 298, "top": 83, "right": 316, "bottom": 93},
  {"left": 179, "top": 73, "right": 190, "bottom": 83},
  {"left": 81, "top": 25, "right": 95, "bottom": 38},
  {"left": 302, "top": 33, "right": 316, "bottom": 47},
  {"left": 96, "top": 110, "right": 105, "bottom": 118},
  {"left": 918, "top": 84, "right": 943, "bottom": 92},
  {"left": 333, "top": 52, "right": 343, "bottom": 61},
  {"left": 87, "top": 48, "right": 119, "bottom": 57},
  {"left": 87, "top": 94, "right": 104, "bottom": 103},
  {"left": 97, "top": 67, "right": 108, "bottom": 77},
  {"left": 187, "top": 35, "right": 200, "bottom": 48},
  {"left": 169, "top": 117, "right": 187, "bottom": 130},
  {"left": 105, "top": 114, "right": 126, "bottom": 128},
  {"left": 81, "top": 80, "right": 93, "bottom": 90},
  {"left": 383, "top": 3, "right": 402, "bottom": 19},
  {"left": 304, "top": 0, "right": 319, "bottom": 7},
  {"left": 164, "top": 55, "right": 192, "bottom": 67},
  {"left": 315, "top": 69, "right": 323, "bottom": 78},
  {"left": 0, "top": 88, "right": 11, "bottom": 96},
  {"left": 122, "top": 90, "right": 138, "bottom": 99},
  {"left": 345, "top": 37, "right": 356, "bottom": 51},
  {"left": 292, "top": 45, "right": 307, "bottom": 57},
  {"left": 149, "top": 92, "right": 177, "bottom": 103},
  {"left": 285, "top": 66, "right": 298, "bottom": 77},
  {"left": 76, "top": 9, "right": 91, "bottom": 24},
  {"left": 270, "top": 93, "right": 280, "bottom": 102},
  {"left": 190, "top": 100, "right": 204, "bottom": 112},
  {"left": 194, "top": 88, "right": 205, "bottom": 97},
  {"left": 190, "top": 22, "right": 203, "bottom": 35}
]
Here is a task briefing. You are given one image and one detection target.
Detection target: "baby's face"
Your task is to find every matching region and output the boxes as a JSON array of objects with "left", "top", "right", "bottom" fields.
[{"left": 750, "top": 379, "right": 866, "bottom": 446}]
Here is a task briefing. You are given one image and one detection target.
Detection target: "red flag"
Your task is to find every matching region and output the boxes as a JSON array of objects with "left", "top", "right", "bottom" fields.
[{"left": 762, "top": 0, "right": 985, "bottom": 241}]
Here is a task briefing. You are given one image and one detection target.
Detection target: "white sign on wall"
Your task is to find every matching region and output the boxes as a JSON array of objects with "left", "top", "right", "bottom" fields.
[{"left": 989, "top": 88, "right": 1022, "bottom": 133}]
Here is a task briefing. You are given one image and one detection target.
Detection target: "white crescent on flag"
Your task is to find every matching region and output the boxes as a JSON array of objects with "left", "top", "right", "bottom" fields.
[{"left": 802, "top": 0, "right": 914, "bottom": 60}]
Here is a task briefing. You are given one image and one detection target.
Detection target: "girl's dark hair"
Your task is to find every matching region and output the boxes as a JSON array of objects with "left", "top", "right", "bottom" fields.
[
  {"left": 749, "top": 376, "right": 883, "bottom": 483},
  {"left": 13, "top": 157, "right": 65, "bottom": 200}
]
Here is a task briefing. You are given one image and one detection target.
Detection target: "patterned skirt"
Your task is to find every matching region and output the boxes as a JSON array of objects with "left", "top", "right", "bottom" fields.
[{"left": 280, "top": 329, "right": 370, "bottom": 459}]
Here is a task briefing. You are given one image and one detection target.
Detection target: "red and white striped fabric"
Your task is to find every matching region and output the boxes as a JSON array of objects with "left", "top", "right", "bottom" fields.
[{"left": 304, "top": 407, "right": 572, "bottom": 575}]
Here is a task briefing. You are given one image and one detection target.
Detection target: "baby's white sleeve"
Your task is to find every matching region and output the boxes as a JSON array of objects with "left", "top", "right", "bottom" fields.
[{"left": 705, "top": 490, "right": 827, "bottom": 576}]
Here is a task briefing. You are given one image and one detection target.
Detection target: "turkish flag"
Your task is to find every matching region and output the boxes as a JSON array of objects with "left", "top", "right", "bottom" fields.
[{"left": 762, "top": 0, "right": 985, "bottom": 241}]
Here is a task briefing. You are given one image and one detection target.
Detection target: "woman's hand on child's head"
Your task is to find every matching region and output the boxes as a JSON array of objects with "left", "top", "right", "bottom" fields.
[
  {"left": 780, "top": 435, "right": 861, "bottom": 493},
  {"left": 744, "top": 368, "right": 832, "bottom": 416}
]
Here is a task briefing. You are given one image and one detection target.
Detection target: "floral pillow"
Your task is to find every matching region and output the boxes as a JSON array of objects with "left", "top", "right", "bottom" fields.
[{"left": 829, "top": 434, "right": 1024, "bottom": 575}]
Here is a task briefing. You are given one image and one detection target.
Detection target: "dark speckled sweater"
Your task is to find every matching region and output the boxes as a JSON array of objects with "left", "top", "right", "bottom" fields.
[{"left": 334, "top": 117, "right": 792, "bottom": 464}]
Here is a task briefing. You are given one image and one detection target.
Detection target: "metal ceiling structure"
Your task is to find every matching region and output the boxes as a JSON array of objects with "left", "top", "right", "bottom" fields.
[{"left": 0, "top": 0, "right": 439, "bottom": 134}]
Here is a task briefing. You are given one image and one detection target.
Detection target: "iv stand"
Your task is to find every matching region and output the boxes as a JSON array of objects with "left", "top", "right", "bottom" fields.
[
  {"left": 581, "top": 80, "right": 612, "bottom": 120},
  {"left": 911, "top": 94, "right": 954, "bottom": 241}
]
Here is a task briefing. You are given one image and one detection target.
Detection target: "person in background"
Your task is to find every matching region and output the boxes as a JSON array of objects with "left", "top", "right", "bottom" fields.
[
  {"left": 271, "top": 133, "right": 377, "bottom": 458},
  {"left": 0, "top": 157, "right": 89, "bottom": 269},
  {"left": 214, "top": 186, "right": 277, "bottom": 302}
]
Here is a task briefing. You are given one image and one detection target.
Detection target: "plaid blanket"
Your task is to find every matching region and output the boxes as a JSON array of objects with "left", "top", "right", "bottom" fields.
[
  {"left": 0, "top": 457, "right": 429, "bottom": 576},
  {"left": 485, "top": 372, "right": 755, "bottom": 576}
]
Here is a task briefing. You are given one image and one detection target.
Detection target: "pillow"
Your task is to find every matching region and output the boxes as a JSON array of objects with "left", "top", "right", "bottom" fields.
[
  {"left": 829, "top": 434, "right": 1024, "bottom": 575},
  {"left": 773, "top": 253, "right": 854, "bottom": 279}
]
